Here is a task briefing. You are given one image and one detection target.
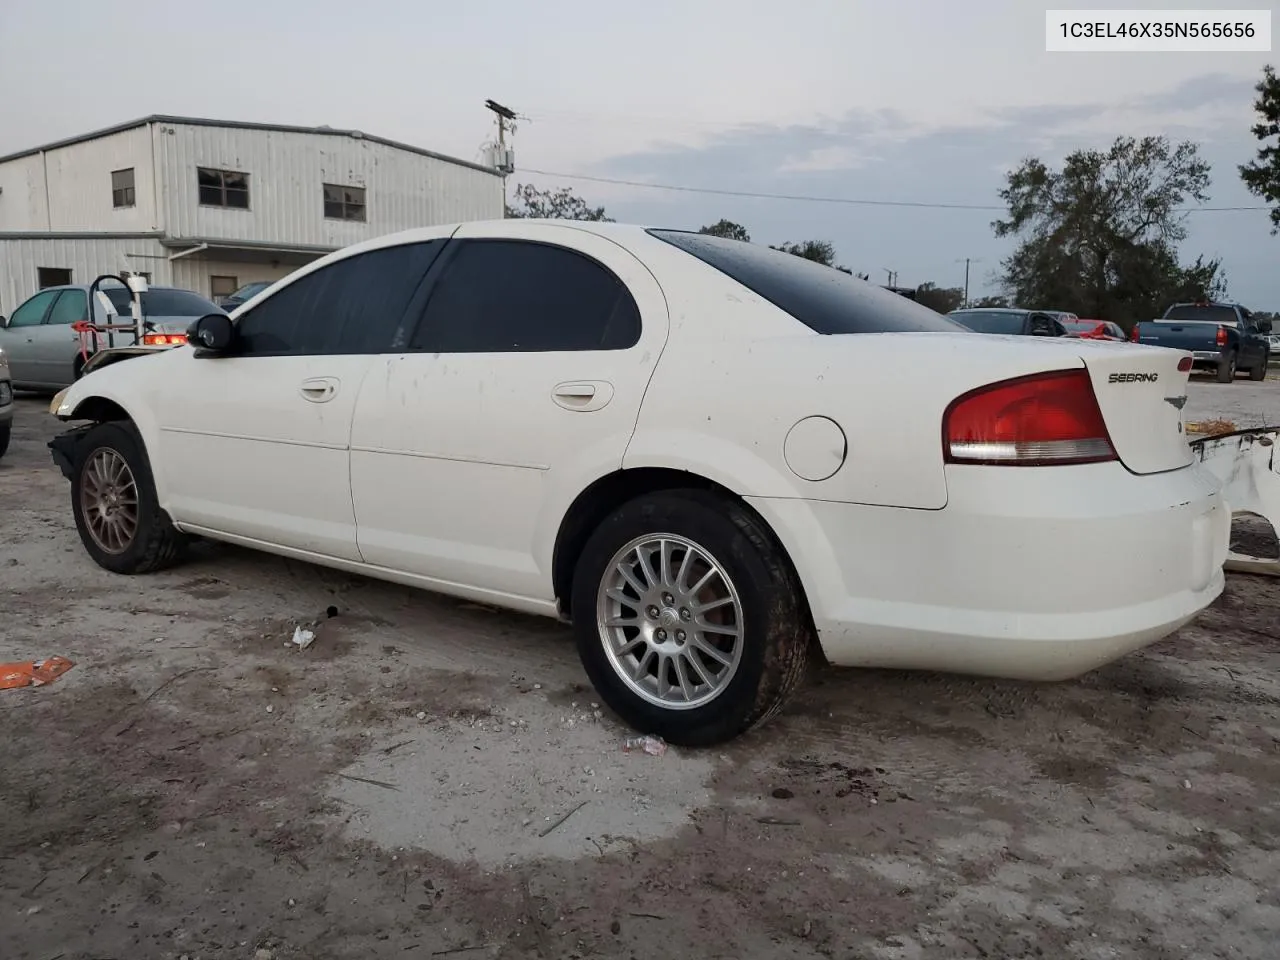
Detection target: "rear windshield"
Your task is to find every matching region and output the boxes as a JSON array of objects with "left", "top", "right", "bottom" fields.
[
  {"left": 104, "top": 287, "right": 219, "bottom": 317},
  {"left": 230, "top": 281, "right": 271, "bottom": 300},
  {"left": 647, "top": 230, "right": 964, "bottom": 335},
  {"left": 1164, "top": 304, "right": 1239, "bottom": 325},
  {"left": 949, "top": 310, "right": 1028, "bottom": 334}
]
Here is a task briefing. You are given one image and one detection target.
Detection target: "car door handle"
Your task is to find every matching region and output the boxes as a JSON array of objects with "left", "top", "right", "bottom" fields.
[
  {"left": 552, "top": 380, "right": 613, "bottom": 412},
  {"left": 299, "top": 377, "right": 339, "bottom": 403}
]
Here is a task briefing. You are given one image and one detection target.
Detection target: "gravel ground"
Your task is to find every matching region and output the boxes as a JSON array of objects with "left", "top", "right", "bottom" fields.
[{"left": 2, "top": 375, "right": 1279, "bottom": 960}]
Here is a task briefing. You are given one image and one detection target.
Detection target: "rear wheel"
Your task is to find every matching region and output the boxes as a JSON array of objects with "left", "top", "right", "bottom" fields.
[
  {"left": 1249, "top": 352, "right": 1269, "bottom": 381},
  {"left": 1216, "top": 352, "right": 1237, "bottom": 383},
  {"left": 70, "top": 421, "right": 188, "bottom": 574},
  {"left": 571, "top": 490, "right": 811, "bottom": 747}
]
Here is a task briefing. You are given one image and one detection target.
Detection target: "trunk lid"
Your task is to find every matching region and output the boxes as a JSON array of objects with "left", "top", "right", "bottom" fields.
[{"left": 1072, "top": 340, "right": 1194, "bottom": 474}]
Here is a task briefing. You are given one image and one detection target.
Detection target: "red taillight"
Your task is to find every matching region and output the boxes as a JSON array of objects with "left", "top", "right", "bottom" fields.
[
  {"left": 943, "top": 369, "right": 1116, "bottom": 467},
  {"left": 141, "top": 333, "right": 188, "bottom": 347},
  {"left": 1177, "top": 356, "right": 1193, "bottom": 372},
  {"left": 1129, "top": 324, "right": 1141, "bottom": 342},
  {"left": 1215, "top": 325, "right": 1227, "bottom": 347}
]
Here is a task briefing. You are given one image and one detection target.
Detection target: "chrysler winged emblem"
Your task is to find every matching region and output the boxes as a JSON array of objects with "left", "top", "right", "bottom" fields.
[{"left": 1165, "top": 395, "right": 1188, "bottom": 410}]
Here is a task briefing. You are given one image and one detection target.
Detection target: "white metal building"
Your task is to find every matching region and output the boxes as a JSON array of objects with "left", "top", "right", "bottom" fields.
[{"left": 0, "top": 115, "right": 506, "bottom": 312}]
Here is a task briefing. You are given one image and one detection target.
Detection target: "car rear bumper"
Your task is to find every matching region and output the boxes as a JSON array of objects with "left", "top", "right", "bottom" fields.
[{"left": 747, "top": 460, "right": 1229, "bottom": 681}]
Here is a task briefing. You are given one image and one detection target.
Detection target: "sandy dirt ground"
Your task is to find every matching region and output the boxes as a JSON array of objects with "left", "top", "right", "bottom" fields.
[{"left": 2, "top": 374, "right": 1279, "bottom": 960}]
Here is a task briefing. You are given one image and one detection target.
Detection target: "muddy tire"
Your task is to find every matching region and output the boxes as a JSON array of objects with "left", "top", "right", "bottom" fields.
[
  {"left": 1249, "top": 353, "right": 1268, "bottom": 381},
  {"left": 571, "top": 489, "right": 811, "bottom": 747},
  {"left": 1216, "top": 353, "right": 1237, "bottom": 383},
  {"left": 70, "top": 421, "right": 188, "bottom": 575}
]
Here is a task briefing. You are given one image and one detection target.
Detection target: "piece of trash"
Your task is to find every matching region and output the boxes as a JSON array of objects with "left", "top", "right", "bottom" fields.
[
  {"left": 291, "top": 626, "right": 316, "bottom": 650},
  {"left": 266, "top": 705, "right": 274, "bottom": 714},
  {"left": 623, "top": 735, "right": 667, "bottom": 757},
  {"left": 1, "top": 657, "right": 75, "bottom": 690},
  {"left": 1183, "top": 779, "right": 1192, "bottom": 789},
  {"left": 415, "top": 711, "right": 427, "bottom": 721}
]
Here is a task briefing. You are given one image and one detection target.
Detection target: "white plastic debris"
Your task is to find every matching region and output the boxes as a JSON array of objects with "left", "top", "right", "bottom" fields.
[
  {"left": 623, "top": 735, "right": 668, "bottom": 757},
  {"left": 291, "top": 626, "right": 316, "bottom": 650}
]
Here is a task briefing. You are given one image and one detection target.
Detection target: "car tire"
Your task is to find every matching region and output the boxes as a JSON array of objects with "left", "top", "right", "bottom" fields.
[
  {"left": 0, "top": 421, "right": 10, "bottom": 459},
  {"left": 1216, "top": 353, "right": 1237, "bottom": 383},
  {"left": 571, "top": 489, "right": 811, "bottom": 747},
  {"left": 1249, "top": 353, "right": 1268, "bottom": 381},
  {"left": 70, "top": 421, "right": 188, "bottom": 575}
]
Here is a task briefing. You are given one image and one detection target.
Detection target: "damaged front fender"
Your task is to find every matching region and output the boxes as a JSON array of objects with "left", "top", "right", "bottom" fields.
[{"left": 1190, "top": 426, "right": 1280, "bottom": 577}]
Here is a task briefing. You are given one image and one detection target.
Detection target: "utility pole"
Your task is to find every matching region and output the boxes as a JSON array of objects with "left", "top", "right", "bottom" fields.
[
  {"left": 956, "top": 257, "right": 983, "bottom": 307},
  {"left": 484, "top": 99, "right": 517, "bottom": 150},
  {"left": 883, "top": 268, "right": 897, "bottom": 287}
]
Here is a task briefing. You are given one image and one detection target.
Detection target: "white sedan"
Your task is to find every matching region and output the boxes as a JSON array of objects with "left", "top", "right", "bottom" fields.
[{"left": 47, "top": 220, "right": 1230, "bottom": 746}]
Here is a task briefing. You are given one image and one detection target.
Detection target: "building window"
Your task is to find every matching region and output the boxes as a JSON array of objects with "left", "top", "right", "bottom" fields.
[
  {"left": 37, "top": 267, "right": 72, "bottom": 288},
  {"left": 112, "top": 168, "right": 136, "bottom": 208},
  {"left": 210, "top": 275, "right": 239, "bottom": 300},
  {"left": 323, "top": 183, "right": 366, "bottom": 222},
  {"left": 198, "top": 167, "right": 250, "bottom": 209}
]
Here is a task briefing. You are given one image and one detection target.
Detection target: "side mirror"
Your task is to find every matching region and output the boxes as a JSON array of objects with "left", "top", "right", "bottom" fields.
[{"left": 187, "top": 313, "right": 236, "bottom": 354}]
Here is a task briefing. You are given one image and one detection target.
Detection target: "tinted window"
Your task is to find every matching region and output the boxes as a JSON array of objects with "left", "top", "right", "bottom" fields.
[
  {"left": 409, "top": 240, "right": 641, "bottom": 353},
  {"left": 1164, "top": 304, "right": 1238, "bottom": 325},
  {"left": 8, "top": 290, "right": 59, "bottom": 328},
  {"left": 104, "top": 288, "right": 219, "bottom": 317},
  {"left": 950, "top": 310, "right": 1029, "bottom": 335},
  {"left": 648, "top": 230, "right": 961, "bottom": 335},
  {"left": 47, "top": 290, "right": 89, "bottom": 325},
  {"left": 235, "top": 241, "right": 445, "bottom": 356}
]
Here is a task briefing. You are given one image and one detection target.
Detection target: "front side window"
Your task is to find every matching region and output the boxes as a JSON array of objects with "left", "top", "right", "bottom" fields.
[
  {"left": 323, "top": 183, "right": 367, "bottom": 222},
  {"left": 235, "top": 241, "right": 446, "bottom": 356},
  {"left": 408, "top": 240, "right": 642, "bottom": 353},
  {"left": 198, "top": 167, "right": 250, "bottom": 209},
  {"left": 649, "top": 229, "right": 962, "bottom": 336},
  {"left": 112, "top": 168, "right": 136, "bottom": 208},
  {"left": 7, "top": 290, "right": 60, "bottom": 328},
  {"left": 47, "top": 290, "right": 89, "bottom": 325}
]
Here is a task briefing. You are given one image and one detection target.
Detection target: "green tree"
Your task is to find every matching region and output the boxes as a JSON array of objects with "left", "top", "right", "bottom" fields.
[
  {"left": 913, "top": 282, "right": 965, "bottom": 314},
  {"left": 970, "top": 295, "right": 1010, "bottom": 308},
  {"left": 505, "top": 184, "right": 612, "bottom": 221},
  {"left": 698, "top": 219, "right": 751, "bottom": 242},
  {"left": 992, "top": 135, "right": 1219, "bottom": 325},
  {"left": 769, "top": 239, "right": 853, "bottom": 274},
  {"left": 1240, "top": 64, "right": 1280, "bottom": 234}
]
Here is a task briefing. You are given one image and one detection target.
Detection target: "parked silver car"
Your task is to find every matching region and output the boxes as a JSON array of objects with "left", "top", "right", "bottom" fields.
[
  {"left": 0, "top": 345, "right": 12, "bottom": 458},
  {"left": 0, "top": 284, "right": 222, "bottom": 391}
]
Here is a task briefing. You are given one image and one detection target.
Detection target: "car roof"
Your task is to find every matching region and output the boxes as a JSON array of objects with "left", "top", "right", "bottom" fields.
[{"left": 949, "top": 307, "right": 1028, "bottom": 314}]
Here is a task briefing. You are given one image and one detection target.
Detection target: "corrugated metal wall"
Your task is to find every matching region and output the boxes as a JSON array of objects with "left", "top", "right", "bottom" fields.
[
  {"left": 0, "top": 127, "right": 158, "bottom": 233},
  {"left": 169, "top": 258, "right": 299, "bottom": 301},
  {"left": 0, "top": 237, "right": 170, "bottom": 315},
  {"left": 154, "top": 122, "right": 504, "bottom": 247}
]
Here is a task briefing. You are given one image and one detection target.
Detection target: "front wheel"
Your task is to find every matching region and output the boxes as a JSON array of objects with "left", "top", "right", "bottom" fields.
[
  {"left": 1249, "top": 352, "right": 1269, "bottom": 381},
  {"left": 70, "top": 421, "right": 188, "bottom": 574},
  {"left": 1216, "top": 353, "right": 1237, "bottom": 383},
  {"left": 571, "top": 490, "right": 811, "bottom": 747}
]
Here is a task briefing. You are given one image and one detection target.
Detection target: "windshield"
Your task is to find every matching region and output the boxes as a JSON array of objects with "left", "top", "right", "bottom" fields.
[
  {"left": 230, "top": 281, "right": 272, "bottom": 300},
  {"left": 104, "top": 287, "right": 220, "bottom": 317},
  {"left": 949, "top": 310, "right": 1028, "bottom": 334},
  {"left": 647, "top": 230, "right": 965, "bottom": 335},
  {"left": 1164, "top": 304, "right": 1239, "bottom": 325},
  {"left": 1062, "top": 321, "right": 1098, "bottom": 333}
]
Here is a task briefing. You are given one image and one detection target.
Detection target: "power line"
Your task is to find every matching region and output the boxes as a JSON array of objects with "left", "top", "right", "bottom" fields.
[{"left": 515, "top": 167, "right": 1269, "bottom": 214}]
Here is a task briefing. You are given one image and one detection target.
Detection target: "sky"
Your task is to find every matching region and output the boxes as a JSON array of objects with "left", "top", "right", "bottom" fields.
[{"left": 0, "top": 0, "right": 1275, "bottom": 307}]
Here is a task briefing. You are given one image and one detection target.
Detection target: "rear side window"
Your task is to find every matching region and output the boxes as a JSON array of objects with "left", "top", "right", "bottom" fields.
[
  {"left": 648, "top": 230, "right": 962, "bottom": 335},
  {"left": 950, "top": 310, "right": 1028, "bottom": 335},
  {"left": 104, "top": 288, "right": 219, "bottom": 317},
  {"left": 409, "top": 239, "right": 641, "bottom": 353},
  {"left": 235, "top": 241, "right": 445, "bottom": 356}
]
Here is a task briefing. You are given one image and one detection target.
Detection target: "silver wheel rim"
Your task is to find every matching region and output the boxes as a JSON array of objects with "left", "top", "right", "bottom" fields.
[
  {"left": 80, "top": 447, "right": 139, "bottom": 555},
  {"left": 596, "top": 533, "right": 744, "bottom": 710}
]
